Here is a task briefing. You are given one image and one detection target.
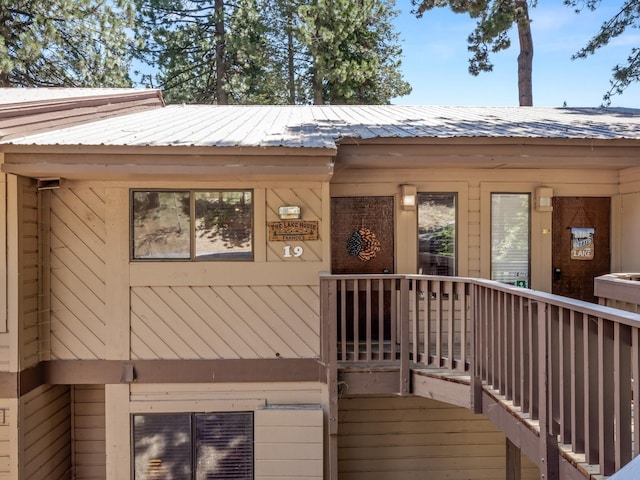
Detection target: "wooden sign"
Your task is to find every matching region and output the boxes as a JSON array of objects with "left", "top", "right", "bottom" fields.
[
  {"left": 571, "top": 227, "right": 595, "bottom": 260},
  {"left": 268, "top": 220, "right": 319, "bottom": 241}
]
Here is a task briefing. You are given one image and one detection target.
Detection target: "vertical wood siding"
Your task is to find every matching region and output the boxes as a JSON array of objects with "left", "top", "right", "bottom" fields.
[
  {"left": 72, "top": 385, "right": 106, "bottom": 480},
  {"left": 338, "top": 396, "right": 539, "bottom": 480},
  {"left": 50, "top": 188, "right": 106, "bottom": 360},
  {"left": 130, "top": 285, "right": 320, "bottom": 359},
  {"left": 266, "top": 188, "right": 323, "bottom": 262},
  {"left": 22, "top": 385, "right": 71, "bottom": 480},
  {"left": 255, "top": 407, "right": 323, "bottom": 480},
  {"left": 21, "top": 179, "right": 39, "bottom": 369}
]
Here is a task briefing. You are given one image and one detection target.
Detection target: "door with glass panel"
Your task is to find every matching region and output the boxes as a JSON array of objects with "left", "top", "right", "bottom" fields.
[{"left": 418, "top": 193, "right": 457, "bottom": 276}]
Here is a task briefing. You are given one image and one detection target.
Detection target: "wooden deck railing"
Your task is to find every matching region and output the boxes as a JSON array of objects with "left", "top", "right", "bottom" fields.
[{"left": 320, "top": 273, "right": 640, "bottom": 478}]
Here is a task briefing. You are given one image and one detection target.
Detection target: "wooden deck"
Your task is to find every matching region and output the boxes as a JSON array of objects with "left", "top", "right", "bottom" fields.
[{"left": 320, "top": 274, "right": 640, "bottom": 479}]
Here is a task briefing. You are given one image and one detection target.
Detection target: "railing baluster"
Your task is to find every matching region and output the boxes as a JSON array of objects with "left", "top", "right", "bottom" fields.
[
  {"left": 435, "top": 281, "right": 442, "bottom": 366},
  {"left": 399, "top": 278, "right": 410, "bottom": 396},
  {"left": 614, "top": 322, "right": 632, "bottom": 470},
  {"left": 599, "top": 317, "right": 615, "bottom": 475},
  {"left": 390, "top": 278, "right": 397, "bottom": 361},
  {"left": 377, "top": 278, "right": 384, "bottom": 362},
  {"left": 633, "top": 327, "right": 640, "bottom": 458},
  {"left": 425, "top": 279, "right": 432, "bottom": 366},
  {"left": 585, "top": 315, "right": 599, "bottom": 465},
  {"left": 458, "top": 282, "right": 468, "bottom": 371},
  {"left": 365, "top": 278, "right": 372, "bottom": 362},
  {"left": 571, "top": 311, "right": 585, "bottom": 454},
  {"left": 559, "top": 307, "right": 571, "bottom": 444},
  {"left": 447, "top": 280, "right": 454, "bottom": 370},
  {"left": 353, "top": 278, "right": 359, "bottom": 361},
  {"left": 412, "top": 278, "right": 419, "bottom": 364}
]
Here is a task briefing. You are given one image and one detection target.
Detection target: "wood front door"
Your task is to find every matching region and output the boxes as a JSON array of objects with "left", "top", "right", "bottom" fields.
[
  {"left": 552, "top": 197, "right": 611, "bottom": 302},
  {"left": 331, "top": 196, "right": 394, "bottom": 274},
  {"left": 331, "top": 196, "right": 394, "bottom": 343}
]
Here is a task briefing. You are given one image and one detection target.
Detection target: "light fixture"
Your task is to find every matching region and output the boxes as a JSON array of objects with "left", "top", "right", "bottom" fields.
[
  {"left": 535, "top": 186, "right": 553, "bottom": 212},
  {"left": 278, "top": 205, "right": 301, "bottom": 220},
  {"left": 400, "top": 185, "right": 417, "bottom": 211}
]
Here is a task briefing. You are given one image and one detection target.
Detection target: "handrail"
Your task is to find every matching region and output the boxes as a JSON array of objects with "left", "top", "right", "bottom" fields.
[{"left": 319, "top": 273, "right": 640, "bottom": 478}]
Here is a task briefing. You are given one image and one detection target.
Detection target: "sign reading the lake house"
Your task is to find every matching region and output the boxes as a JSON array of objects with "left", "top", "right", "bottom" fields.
[
  {"left": 268, "top": 220, "right": 319, "bottom": 241},
  {"left": 571, "top": 227, "right": 595, "bottom": 260}
]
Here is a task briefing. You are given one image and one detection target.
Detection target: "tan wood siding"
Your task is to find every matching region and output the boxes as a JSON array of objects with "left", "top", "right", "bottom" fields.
[
  {"left": 72, "top": 385, "right": 105, "bottom": 480},
  {"left": 50, "top": 188, "right": 106, "bottom": 360},
  {"left": 255, "top": 406, "right": 323, "bottom": 480},
  {"left": 22, "top": 385, "right": 71, "bottom": 480},
  {"left": 0, "top": 401, "right": 13, "bottom": 479},
  {"left": 266, "top": 188, "right": 323, "bottom": 262},
  {"left": 338, "top": 395, "right": 539, "bottom": 480},
  {"left": 21, "top": 178, "right": 40, "bottom": 369},
  {"left": 130, "top": 285, "right": 319, "bottom": 359}
]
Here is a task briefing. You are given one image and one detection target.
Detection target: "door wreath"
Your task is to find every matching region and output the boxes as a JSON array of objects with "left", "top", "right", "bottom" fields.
[{"left": 347, "top": 227, "right": 381, "bottom": 261}]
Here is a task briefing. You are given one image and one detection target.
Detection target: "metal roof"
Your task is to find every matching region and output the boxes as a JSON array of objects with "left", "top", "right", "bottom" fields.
[
  {"left": 4, "top": 104, "right": 640, "bottom": 150},
  {"left": 0, "top": 88, "right": 159, "bottom": 107}
]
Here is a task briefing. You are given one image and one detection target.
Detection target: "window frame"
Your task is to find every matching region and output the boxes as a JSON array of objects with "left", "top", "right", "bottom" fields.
[
  {"left": 417, "top": 192, "right": 458, "bottom": 276},
  {"left": 130, "top": 189, "right": 254, "bottom": 262}
]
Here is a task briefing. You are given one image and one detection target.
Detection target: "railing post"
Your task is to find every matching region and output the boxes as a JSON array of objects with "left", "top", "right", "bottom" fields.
[
  {"left": 470, "top": 283, "right": 483, "bottom": 414},
  {"left": 399, "top": 277, "right": 410, "bottom": 396},
  {"left": 538, "top": 301, "right": 559, "bottom": 480},
  {"left": 320, "top": 277, "right": 339, "bottom": 479}
]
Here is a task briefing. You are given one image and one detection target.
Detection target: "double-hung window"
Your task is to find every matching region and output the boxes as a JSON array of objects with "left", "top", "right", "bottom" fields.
[
  {"left": 132, "top": 412, "right": 254, "bottom": 479},
  {"left": 131, "top": 190, "right": 253, "bottom": 260},
  {"left": 418, "top": 193, "right": 457, "bottom": 276}
]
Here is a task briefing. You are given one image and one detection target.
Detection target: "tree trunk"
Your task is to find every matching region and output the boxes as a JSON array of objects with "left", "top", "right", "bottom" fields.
[
  {"left": 215, "top": 0, "right": 229, "bottom": 105},
  {"left": 287, "top": 9, "right": 296, "bottom": 104},
  {"left": 313, "top": 64, "right": 323, "bottom": 105},
  {"left": 516, "top": 0, "right": 533, "bottom": 106}
]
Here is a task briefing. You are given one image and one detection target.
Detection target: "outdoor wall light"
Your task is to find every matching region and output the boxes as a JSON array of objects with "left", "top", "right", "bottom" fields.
[
  {"left": 400, "top": 185, "right": 417, "bottom": 211},
  {"left": 535, "top": 186, "right": 553, "bottom": 212},
  {"left": 278, "top": 205, "right": 301, "bottom": 220}
]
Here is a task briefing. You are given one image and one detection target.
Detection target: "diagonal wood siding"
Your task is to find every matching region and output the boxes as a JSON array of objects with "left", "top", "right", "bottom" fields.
[
  {"left": 131, "top": 285, "right": 320, "bottom": 359},
  {"left": 266, "top": 188, "right": 323, "bottom": 262},
  {"left": 22, "top": 385, "right": 71, "bottom": 480},
  {"left": 50, "top": 188, "right": 106, "bottom": 360}
]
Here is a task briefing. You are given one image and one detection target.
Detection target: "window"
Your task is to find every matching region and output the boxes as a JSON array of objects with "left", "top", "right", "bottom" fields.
[
  {"left": 491, "top": 193, "right": 530, "bottom": 286},
  {"left": 132, "top": 412, "right": 254, "bottom": 480},
  {"left": 418, "top": 193, "right": 456, "bottom": 276},
  {"left": 131, "top": 190, "right": 253, "bottom": 260}
]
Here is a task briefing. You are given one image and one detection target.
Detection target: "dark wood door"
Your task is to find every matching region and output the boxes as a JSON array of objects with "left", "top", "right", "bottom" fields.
[
  {"left": 552, "top": 197, "right": 610, "bottom": 302},
  {"left": 331, "top": 197, "right": 394, "bottom": 343},
  {"left": 331, "top": 196, "right": 394, "bottom": 274}
]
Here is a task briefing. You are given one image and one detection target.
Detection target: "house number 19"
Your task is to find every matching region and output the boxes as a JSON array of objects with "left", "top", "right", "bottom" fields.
[{"left": 283, "top": 246, "right": 304, "bottom": 258}]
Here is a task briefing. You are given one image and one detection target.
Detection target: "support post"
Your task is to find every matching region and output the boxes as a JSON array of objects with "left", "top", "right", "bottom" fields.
[{"left": 506, "top": 438, "right": 522, "bottom": 480}]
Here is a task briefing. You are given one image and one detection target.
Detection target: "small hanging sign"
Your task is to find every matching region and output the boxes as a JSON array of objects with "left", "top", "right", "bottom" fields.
[
  {"left": 268, "top": 220, "right": 319, "bottom": 241},
  {"left": 571, "top": 227, "right": 595, "bottom": 260}
]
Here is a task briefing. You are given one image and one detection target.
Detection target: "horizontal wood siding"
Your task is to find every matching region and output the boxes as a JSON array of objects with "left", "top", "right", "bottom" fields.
[
  {"left": 266, "top": 188, "right": 323, "bottom": 262},
  {"left": 22, "top": 385, "right": 71, "bottom": 480},
  {"left": 50, "top": 188, "right": 106, "bottom": 360},
  {"left": 21, "top": 179, "right": 39, "bottom": 369},
  {"left": 338, "top": 395, "right": 539, "bottom": 480},
  {"left": 0, "top": 401, "right": 13, "bottom": 479},
  {"left": 72, "top": 385, "right": 105, "bottom": 480},
  {"left": 255, "top": 406, "right": 323, "bottom": 480},
  {"left": 130, "top": 285, "right": 319, "bottom": 359}
]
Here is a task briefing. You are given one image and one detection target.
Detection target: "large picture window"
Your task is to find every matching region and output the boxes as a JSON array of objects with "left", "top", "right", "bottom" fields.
[
  {"left": 132, "top": 412, "right": 254, "bottom": 480},
  {"left": 491, "top": 193, "right": 530, "bottom": 286},
  {"left": 418, "top": 193, "right": 456, "bottom": 276},
  {"left": 131, "top": 190, "right": 253, "bottom": 260}
]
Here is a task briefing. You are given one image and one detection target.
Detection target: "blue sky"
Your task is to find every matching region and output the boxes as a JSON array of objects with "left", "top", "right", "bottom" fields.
[{"left": 391, "top": 0, "right": 640, "bottom": 107}]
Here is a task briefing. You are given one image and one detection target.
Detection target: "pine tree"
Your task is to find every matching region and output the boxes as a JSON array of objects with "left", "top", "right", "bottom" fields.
[
  {"left": 0, "top": 0, "right": 134, "bottom": 87},
  {"left": 412, "top": 0, "right": 535, "bottom": 106},
  {"left": 566, "top": 0, "right": 640, "bottom": 104}
]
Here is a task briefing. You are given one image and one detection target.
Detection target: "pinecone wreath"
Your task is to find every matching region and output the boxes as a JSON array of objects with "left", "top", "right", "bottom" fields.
[{"left": 347, "top": 227, "right": 381, "bottom": 261}]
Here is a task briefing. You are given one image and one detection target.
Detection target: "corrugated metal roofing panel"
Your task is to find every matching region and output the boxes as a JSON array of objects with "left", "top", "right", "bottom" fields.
[
  {"left": 4, "top": 104, "right": 640, "bottom": 149},
  {"left": 0, "top": 88, "right": 156, "bottom": 106}
]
